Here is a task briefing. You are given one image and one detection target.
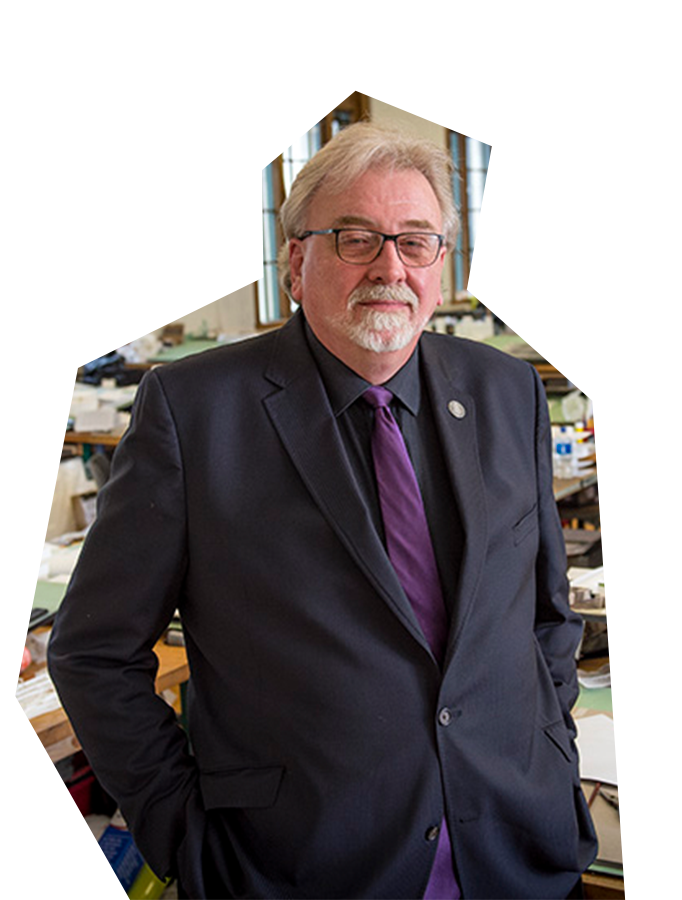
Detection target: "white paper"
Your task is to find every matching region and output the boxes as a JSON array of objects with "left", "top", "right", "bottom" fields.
[
  {"left": 16, "top": 669, "right": 62, "bottom": 720},
  {"left": 576, "top": 714, "right": 617, "bottom": 785}
]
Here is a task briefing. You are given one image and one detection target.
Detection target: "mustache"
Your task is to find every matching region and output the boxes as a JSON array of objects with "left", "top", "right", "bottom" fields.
[{"left": 347, "top": 284, "right": 418, "bottom": 310}]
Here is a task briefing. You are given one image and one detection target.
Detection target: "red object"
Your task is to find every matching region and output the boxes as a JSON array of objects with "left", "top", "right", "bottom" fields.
[
  {"left": 16, "top": 765, "right": 96, "bottom": 831},
  {"left": 14, "top": 641, "right": 31, "bottom": 675}
]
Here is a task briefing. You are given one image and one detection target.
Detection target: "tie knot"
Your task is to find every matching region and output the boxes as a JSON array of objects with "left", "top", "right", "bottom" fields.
[{"left": 363, "top": 386, "right": 393, "bottom": 410}]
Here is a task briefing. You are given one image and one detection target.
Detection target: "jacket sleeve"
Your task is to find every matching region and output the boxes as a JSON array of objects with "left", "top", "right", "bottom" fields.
[
  {"left": 48, "top": 368, "right": 200, "bottom": 879},
  {"left": 531, "top": 366, "right": 584, "bottom": 739}
]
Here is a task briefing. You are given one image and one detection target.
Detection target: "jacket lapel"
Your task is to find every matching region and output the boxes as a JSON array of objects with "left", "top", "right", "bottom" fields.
[
  {"left": 262, "top": 315, "right": 433, "bottom": 659},
  {"left": 421, "top": 336, "right": 489, "bottom": 667}
]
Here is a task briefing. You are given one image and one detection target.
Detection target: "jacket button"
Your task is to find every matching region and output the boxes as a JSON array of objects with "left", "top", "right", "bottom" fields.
[
  {"left": 425, "top": 825, "right": 440, "bottom": 842},
  {"left": 438, "top": 708, "right": 452, "bottom": 726}
]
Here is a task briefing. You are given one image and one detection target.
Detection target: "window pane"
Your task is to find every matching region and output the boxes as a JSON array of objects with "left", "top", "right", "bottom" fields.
[
  {"left": 332, "top": 109, "right": 353, "bottom": 137},
  {"left": 281, "top": 116, "right": 322, "bottom": 194},
  {"left": 450, "top": 136, "right": 465, "bottom": 293},
  {"left": 465, "top": 134, "right": 495, "bottom": 287},
  {"left": 250, "top": 150, "right": 282, "bottom": 324}
]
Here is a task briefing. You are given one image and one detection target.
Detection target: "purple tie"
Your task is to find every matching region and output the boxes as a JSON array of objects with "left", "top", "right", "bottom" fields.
[
  {"left": 363, "top": 386, "right": 448, "bottom": 664},
  {"left": 364, "top": 386, "right": 460, "bottom": 900}
]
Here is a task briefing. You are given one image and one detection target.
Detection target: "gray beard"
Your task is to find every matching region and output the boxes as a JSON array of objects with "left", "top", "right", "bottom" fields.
[{"left": 340, "top": 285, "right": 425, "bottom": 353}]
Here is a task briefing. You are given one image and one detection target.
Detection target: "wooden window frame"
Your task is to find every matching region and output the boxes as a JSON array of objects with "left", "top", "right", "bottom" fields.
[{"left": 249, "top": 91, "right": 369, "bottom": 329}]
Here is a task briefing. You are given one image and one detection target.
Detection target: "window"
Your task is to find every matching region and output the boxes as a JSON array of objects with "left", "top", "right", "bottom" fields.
[
  {"left": 14, "top": 91, "right": 132, "bottom": 343},
  {"left": 572, "top": 91, "right": 625, "bottom": 283},
  {"left": 256, "top": 93, "right": 369, "bottom": 327},
  {"left": 444, "top": 91, "right": 519, "bottom": 292},
  {"left": 259, "top": 158, "right": 286, "bottom": 324}
]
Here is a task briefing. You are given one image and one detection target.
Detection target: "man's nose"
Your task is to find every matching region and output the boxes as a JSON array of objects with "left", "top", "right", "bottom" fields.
[{"left": 366, "top": 238, "right": 407, "bottom": 283}]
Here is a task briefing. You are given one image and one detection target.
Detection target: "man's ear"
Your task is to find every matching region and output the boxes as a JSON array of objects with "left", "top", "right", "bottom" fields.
[{"left": 289, "top": 240, "right": 304, "bottom": 302}]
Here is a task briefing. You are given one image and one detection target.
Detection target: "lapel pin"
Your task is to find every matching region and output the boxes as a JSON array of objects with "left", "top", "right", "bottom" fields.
[{"left": 448, "top": 400, "right": 466, "bottom": 419}]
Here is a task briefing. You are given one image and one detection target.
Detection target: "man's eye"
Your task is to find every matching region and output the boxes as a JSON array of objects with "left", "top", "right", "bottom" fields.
[
  {"left": 400, "top": 235, "right": 430, "bottom": 249},
  {"left": 341, "top": 232, "right": 374, "bottom": 246}
]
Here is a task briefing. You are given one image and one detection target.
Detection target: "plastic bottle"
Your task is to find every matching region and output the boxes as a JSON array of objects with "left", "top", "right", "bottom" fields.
[{"left": 553, "top": 425, "right": 575, "bottom": 478}]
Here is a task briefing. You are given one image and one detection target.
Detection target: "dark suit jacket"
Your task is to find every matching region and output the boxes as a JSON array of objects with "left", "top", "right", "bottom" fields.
[{"left": 48, "top": 311, "right": 597, "bottom": 899}]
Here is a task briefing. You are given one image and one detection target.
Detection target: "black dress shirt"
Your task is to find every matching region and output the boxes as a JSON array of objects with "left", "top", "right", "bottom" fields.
[{"left": 304, "top": 321, "right": 464, "bottom": 621}]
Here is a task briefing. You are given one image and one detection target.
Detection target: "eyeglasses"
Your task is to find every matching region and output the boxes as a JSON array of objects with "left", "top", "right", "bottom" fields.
[{"left": 296, "top": 228, "right": 445, "bottom": 268}]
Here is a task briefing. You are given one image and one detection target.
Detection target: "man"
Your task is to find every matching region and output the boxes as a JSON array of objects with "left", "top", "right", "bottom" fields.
[{"left": 48, "top": 122, "right": 597, "bottom": 899}]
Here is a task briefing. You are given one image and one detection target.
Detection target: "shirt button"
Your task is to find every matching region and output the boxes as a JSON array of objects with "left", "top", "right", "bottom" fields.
[
  {"left": 425, "top": 825, "right": 440, "bottom": 842},
  {"left": 438, "top": 707, "right": 452, "bottom": 726}
]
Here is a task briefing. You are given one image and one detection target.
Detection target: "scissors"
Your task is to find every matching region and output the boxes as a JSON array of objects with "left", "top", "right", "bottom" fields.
[{"left": 599, "top": 790, "right": 625, "bottom": 825}]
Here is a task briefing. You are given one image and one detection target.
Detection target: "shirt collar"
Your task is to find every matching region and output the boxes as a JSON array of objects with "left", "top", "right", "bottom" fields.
[{"left": 304, "top": 318, "right": 421, "bottom": 417}]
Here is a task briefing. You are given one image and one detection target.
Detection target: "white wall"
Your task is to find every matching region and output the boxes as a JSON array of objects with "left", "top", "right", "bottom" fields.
[{"left": 369, "top": 91, "right": 446, "bottom": 144}]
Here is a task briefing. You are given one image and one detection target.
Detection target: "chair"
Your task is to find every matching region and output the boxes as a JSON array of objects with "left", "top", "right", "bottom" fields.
[{"left": 14, "top": 478, "right": 47, "bottom": 541}]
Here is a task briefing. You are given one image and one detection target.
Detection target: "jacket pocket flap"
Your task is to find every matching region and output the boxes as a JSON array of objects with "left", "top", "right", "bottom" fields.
[
  {"left": 199, "top": 766, "right": 284, "bottom": 811},
  {"left": 543, "top": 720, "right": 574, "bottom": 764},
  {"left": 512, "top": 504, "right": 538, "bottom": 545}
]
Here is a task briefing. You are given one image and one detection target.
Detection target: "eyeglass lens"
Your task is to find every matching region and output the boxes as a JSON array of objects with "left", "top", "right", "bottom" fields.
[{"left": 336, "top": 230, "right": 440, "bottom": 266}]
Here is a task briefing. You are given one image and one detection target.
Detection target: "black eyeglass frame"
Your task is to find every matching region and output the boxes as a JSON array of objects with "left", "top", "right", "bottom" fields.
[{"left": 296, "top": 228, "right": 445, "bottom": 268}]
